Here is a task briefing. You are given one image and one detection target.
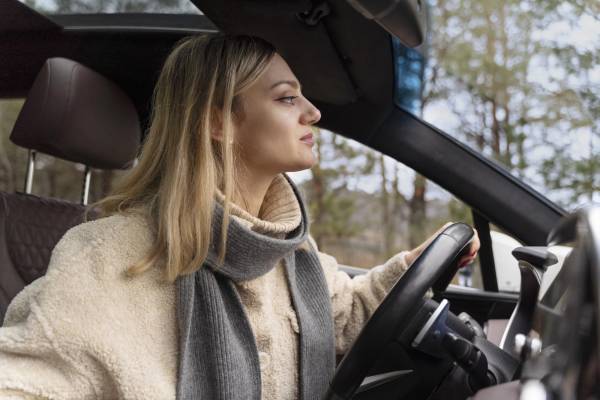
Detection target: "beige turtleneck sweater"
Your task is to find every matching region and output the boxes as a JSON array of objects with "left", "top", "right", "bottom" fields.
[{"left": 0, "top": 174, "right": 411, "bottom": 399}]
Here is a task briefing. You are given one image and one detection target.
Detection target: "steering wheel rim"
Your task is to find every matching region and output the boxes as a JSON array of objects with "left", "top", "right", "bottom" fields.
[{"left": 326, "top": 223, "right": 474, "bottom": 399}]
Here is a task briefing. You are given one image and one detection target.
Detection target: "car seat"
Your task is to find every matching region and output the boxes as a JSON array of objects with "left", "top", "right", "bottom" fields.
[{"left": 0, "top": 57, "right": 141, "bottom": 322}]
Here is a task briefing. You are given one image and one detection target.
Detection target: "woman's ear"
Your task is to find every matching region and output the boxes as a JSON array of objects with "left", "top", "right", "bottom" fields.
[{"left": 210, "top": 108, "right": 225, "bottom": 142}]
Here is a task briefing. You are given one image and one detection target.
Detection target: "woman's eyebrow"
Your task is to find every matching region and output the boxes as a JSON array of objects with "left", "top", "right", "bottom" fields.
[{"left": 269, "top": 80, "right": 302, "bottom": 91}]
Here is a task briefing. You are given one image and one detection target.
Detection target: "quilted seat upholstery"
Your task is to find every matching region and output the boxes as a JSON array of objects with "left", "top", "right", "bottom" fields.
[
  {"left": 0, "top": 192, "right": 96, "bottom": 320},
  {"left": 3, "top": 192, "right": 94, "bottom": 283}
]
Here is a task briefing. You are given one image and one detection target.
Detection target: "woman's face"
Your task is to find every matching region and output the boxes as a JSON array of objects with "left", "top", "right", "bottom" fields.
[{"left": 233, "top": 53, "right": 321, "bottom": 176}]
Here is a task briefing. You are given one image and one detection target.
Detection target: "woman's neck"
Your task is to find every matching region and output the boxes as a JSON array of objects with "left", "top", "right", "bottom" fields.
[{"left": 232, "top": 170, "right": 277, "bottom": 218}]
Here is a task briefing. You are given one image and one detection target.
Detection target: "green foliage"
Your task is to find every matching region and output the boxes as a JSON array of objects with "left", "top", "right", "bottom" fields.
[{"left": 541, "top": 151, "right": 599, "bottom": 203}]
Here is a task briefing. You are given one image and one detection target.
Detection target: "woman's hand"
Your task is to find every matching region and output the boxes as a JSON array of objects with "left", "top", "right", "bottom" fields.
[{"left": 405, "top": 222, "right": 480, "bottom": 267}]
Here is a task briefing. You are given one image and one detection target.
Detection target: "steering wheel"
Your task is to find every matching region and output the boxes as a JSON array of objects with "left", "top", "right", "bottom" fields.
[{"left": 325, "top": 223, "right": 475, "bottom": 399}]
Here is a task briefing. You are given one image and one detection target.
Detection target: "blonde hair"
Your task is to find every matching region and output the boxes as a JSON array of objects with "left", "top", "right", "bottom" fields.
[{"left": 91, "top": 34, "right": 276, "bottom": 282}]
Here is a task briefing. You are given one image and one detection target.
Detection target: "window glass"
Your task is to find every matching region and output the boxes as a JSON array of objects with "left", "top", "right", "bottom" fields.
[
  {"left": 289, "top": 129, "right": 484, "bottom": 289},
  {"left": 490, "top": 224, "right": 574, "bottom": 294},
  {"left": 490, "top": 226, "right": 521, "bottom": 292},
  {"left": 418, "top": 1, "right": 599, "bottom": 211},
  {"left": 0, "top": 99, "right": 126, "bottom": 203},
  {"left": 0, "top": 100, "right": 27, "bottom": 194}
]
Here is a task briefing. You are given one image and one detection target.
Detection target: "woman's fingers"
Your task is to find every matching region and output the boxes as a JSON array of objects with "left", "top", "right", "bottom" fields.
[
  {"left": 407, "top": 224, "right": 480, "bottom": 268},
  {"left": 458, "top": 228, "right": 480, "bottom": 268}
]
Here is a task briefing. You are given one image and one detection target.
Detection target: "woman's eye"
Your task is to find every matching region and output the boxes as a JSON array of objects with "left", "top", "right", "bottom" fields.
[{"left": 279, "top": 96, "right": 298, "bottom": 105}]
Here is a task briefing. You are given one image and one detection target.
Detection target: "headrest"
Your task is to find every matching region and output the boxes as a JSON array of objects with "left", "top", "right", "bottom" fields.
[{"left": 10, "top": 57, "right": 141, "bottom": 169}]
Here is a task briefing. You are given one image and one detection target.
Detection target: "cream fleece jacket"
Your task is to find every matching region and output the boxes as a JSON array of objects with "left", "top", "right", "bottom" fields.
[{"left": 0, "top": 175, "right": 411, "bottom": 399}]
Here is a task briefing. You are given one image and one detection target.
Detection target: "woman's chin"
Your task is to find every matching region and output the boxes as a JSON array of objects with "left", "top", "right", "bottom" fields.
[{"left": 285, "top": 158, "right": 317, "bottom": 173}]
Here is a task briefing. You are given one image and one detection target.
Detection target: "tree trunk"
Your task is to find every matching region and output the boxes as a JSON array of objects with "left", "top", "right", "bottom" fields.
[
  {"left": 378, "top": 155, "right": 394, "bottom": 257},
  {"left": 409, "top": 173, "right": 427, "bottom": 248}
]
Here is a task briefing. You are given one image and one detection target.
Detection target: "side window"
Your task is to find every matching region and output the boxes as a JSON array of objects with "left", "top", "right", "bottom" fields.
[
  {"left": 0, "top": 99, "right": 125, "bottom": 203},
  {"left": 490, "top": 225, "right": 574, "bottom": 295},
  {"left": 490, "top": 226, "right": 521, "bottom": 292},
  {"left": 0, "top": 99, "right": 27, "bottom": 193},
  {"left": 289, "top": 129, "right": 484, "bottom": 290}
]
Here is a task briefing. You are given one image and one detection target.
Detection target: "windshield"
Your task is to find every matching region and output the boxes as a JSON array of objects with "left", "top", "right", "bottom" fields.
[{"left": 397, "top": 1, "right": 599, "bottom": 212}]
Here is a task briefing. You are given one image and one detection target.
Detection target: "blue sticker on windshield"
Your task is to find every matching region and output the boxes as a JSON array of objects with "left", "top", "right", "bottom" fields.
[{"left": 392, "top": 36, "right": 426, "bottom": 115}]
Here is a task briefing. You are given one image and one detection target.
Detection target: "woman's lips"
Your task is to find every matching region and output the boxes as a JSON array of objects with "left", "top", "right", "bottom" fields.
[{"left": 300, "top": 133, "right": 314, "bottom": 146}]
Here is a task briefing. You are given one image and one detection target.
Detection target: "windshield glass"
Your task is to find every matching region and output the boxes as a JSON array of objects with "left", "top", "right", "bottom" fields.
[
  {"left": 396, "top": 1, "right": 599, "bottom": 212},
  {"left": 19, "top": 0, "right": 201, "bottom": 14}
]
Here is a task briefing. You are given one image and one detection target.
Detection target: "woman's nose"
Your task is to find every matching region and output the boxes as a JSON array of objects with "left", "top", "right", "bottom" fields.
[{"left": 302, "top": 101, "right": 321, "bottom": 125}]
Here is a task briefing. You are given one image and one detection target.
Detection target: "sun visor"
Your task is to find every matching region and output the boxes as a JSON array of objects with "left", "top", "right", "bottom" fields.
[
  {"left": 346, "top": 0, "right": 427, "bottom": 47},
  {"left": 196, "top": 0, "right": 359, "bottom": 106}
]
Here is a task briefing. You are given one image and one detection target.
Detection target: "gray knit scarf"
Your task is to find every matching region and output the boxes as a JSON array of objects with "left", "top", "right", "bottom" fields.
[{"left": 176, "top": 176, "right": 335, "bottom": 400}]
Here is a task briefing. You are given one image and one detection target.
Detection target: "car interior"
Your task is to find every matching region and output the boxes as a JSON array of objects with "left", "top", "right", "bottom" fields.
[
  {"left": 0, "top": 57, "right": 140, "bottom": 319},
  {"left": 1, "top": 0, "right": 597, "bottom": 399}
]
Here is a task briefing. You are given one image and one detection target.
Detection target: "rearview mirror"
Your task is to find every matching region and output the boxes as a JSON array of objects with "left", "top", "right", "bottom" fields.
[{"left": 346, "top": 0, "right": 427, "bottom": 47}]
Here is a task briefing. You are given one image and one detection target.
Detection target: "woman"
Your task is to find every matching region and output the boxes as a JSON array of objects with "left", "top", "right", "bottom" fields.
[{"left": 0, "top": 34, "right": 479, "bottom": 399}]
